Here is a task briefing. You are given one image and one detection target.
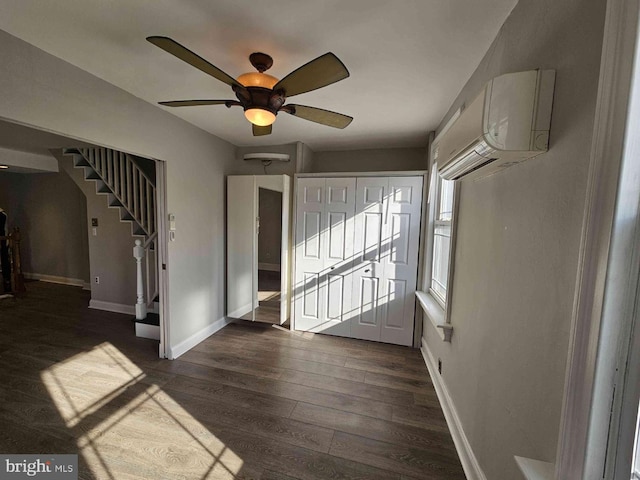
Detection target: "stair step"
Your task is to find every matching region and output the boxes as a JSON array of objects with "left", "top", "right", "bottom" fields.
[
  {"left": 73, "top": 156, "right": 91, "bottom": 167},
  {"left": 96, "top": 180, "right": 111, "bottom": 193},
  {"left": 133, "top": 312, "right": 159, "bottom": 326},
  {"left": 108, "top": 194, "right": 123, "bottom": 207},
  {"left": 133, "top": 313, "right": 160, "bottom": 340},
  {"left": 80, "top": 166, "right": 100, "bottom": 180}
]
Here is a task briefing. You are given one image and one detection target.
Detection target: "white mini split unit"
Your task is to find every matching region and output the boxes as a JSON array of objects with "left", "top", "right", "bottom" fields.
[{"left": 433, "top": 69, "right": 556, "bottom": 181}]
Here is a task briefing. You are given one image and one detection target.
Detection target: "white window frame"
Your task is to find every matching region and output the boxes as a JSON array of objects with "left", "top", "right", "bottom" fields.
[{"left": 417, "top": 161, "right": 459, "bottom": 341}]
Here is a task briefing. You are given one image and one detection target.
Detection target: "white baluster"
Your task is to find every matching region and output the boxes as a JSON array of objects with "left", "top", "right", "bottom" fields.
[{"left": 133, "top": 239, "right": 147, "bottom": 320}]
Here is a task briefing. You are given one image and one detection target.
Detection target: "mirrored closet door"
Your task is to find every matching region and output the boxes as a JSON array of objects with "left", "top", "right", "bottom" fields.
[{"left": 227, "top": 175, "right": 291, "bottom": 324}]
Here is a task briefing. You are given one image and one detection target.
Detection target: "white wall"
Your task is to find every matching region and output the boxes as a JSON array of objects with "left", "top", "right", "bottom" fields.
[
  {"left": 312, "top": 147, "right": 426, "bottom": 172},
  {"left": 0, "top": 29, "right": 236, "bottom": 351},
  {"left": 423, "top": 0, "right": 606, "bottom": 479}
]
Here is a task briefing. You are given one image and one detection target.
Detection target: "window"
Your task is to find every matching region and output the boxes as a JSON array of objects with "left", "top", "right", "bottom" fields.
[
  {"left": 416, "top": 163, "right": 457, "bottom": 342},
  {"left": 430, "top": 173, "right": 455, "bottom": 307}
]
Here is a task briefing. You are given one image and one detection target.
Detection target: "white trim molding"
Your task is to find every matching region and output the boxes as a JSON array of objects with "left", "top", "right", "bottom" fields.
[
  {"left": 416, "top": 291, "right": 453, "bottom": 341},
  {"left": 24, "top": 272, "right": 90, "bottom": 289},
  {"left": 89, "top": 300, "right": 135, "bottom": 315},
  {"left": 168, "top": 316, "right": 233, "bottom": 360},
  {"left": 556, "top": 0, "right": 640, "bottom": 478},
  {"left": 515, "top": 456, "right": 554, "bottom": 480},
  {"left": 421, "top": 338, "right": 487, "bottom": 480}
]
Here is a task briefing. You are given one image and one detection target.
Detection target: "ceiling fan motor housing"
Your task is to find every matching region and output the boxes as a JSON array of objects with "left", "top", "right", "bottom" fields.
[{"left": 233, "top": 84, "right": 285, "bottom": 116}]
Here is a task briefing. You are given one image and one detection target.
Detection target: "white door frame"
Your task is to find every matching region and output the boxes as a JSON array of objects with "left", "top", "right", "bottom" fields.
[
  {"left": 555, "top": 0, "right": 640, "bottom": 477},
  {"left": 155, "top": 159, "right": 170, "bottom": 359}
]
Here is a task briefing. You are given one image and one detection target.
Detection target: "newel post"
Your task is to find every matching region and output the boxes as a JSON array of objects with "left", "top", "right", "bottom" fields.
[{"left": 133, "top": 239, "right": 146, "bottom": 320}]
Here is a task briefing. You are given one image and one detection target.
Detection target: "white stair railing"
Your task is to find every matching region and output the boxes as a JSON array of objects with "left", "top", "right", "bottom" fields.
[
  {"left": 143, "top": 233, "right": 158, "bottom": 311},
  {"left": 78, "top": 148, "right": 156, "bottom": 236},
  {"left": 133, "top": 233, "right": 159, "bottom": 320}
]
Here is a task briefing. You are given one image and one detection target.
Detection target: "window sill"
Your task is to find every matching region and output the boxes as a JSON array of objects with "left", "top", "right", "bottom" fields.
[
  {"left": 415, "top": 291, "right": 453, "bottom": 342},
  {"left": 514, "top": 456, "right": 554, "bottom": 480}
]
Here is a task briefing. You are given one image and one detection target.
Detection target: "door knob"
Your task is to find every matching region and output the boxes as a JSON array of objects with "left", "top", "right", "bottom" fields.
[
  {"left": 364, "top": 269, "right": 371, "bottom": 273},
  {"left": 330, "top": 266, "right": 335, "bottom": 270}
]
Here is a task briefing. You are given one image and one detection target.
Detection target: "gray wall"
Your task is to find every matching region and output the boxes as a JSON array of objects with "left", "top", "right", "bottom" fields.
[
  {"left": 57, "top": 152, "right": 137, "bottom": 306},
  {"left": 0, "top": 169, "right": 90, "bottom": 283},
  {"left": 311, "top": 147, "right": 426, "bottom": 172},
  {"left": 423, "top": 0, "right": 606, "bottom": 478},
  {"left": 0, "top": 28, "right": 237, "bottom": 353}
]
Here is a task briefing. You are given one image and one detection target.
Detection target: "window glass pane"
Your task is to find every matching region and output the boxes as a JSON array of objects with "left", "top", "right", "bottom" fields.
[
  {"left": 439, "top": 179, "right": 454, "bottom": 221},
  {"left": 431, "top": 223, "right": 451, "bottom": 301}
]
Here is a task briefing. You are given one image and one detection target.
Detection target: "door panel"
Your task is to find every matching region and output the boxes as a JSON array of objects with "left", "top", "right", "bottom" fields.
[
  {"left": 303, "top": 211, "right": 322, "bottom": 259},
  {"left": 294, "top": 177, "right": 355, "bottom": 336},
  {"left": 351, "top": 178, "right": 387, "bottom": 341},
  {"left": 320, "top": 177, "right": 356, "bottom": 337},
  {"left": 295, "top": 178, "right": 326, "bottom": 331},
  {"left": 384, "top": 278, "right": 407, "bottom": 328},
  {"left": 326, "top": 273, "right": 345, "bottom": 320},
  {"left": 302, "top": 272, "right": 320, "bottom": 319},
  {"left": 362, "top": 212, "right": 383, "bottom": 262},
  {"left": 358, "top": 276, "right": 379, "bottom": 325},
  {"left": 390, "top": 213, "right": 410, "bottom": 265},
  {"left": 380, "top": 177, "right": 423, "bottom": 346},
  {"left": 327, "top": 212, "right": 347, "bottom": 261}
]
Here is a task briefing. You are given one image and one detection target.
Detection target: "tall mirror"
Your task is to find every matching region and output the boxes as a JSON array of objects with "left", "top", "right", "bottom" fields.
[{"left": 227, "top": 174, "right": 291, "bottom": 324}]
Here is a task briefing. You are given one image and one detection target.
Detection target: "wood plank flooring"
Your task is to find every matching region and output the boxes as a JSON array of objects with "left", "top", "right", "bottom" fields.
[{"left": 0, "top": 281, "right": 465, "bottom": 479}]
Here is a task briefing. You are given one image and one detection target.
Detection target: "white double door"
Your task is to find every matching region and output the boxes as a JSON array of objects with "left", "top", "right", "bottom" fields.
[{"left": 294, "top": 176, "right": 423, "bottom": 346}]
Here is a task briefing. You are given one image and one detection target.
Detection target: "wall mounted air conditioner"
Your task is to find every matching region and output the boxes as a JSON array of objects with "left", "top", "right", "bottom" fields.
[{"left": 433, "top": 69, "right": 555, "bottom": 181}]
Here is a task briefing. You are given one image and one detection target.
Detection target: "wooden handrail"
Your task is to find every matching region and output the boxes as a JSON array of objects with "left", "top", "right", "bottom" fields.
[{"left": 0, "top": 227, "right": 25, "bottom": 294}]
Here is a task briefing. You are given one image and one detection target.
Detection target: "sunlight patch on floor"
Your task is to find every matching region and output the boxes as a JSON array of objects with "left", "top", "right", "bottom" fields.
[{"left": 41, "top": 342, "right": 244, "bottom": 479}]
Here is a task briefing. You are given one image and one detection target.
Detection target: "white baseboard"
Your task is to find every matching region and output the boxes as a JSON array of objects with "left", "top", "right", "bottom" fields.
[
  {"left": 258, "top": 262, "right": 281, "bottom": 272},
  {"left": 24, "top": 272, "right": 90, "bottom": 289},
  {"left": 168, "top": 316, "right": 233, "bottom": 360},
  {"left": 227, "top": 302, "right": 253, "bottom": 319},
  {"left": 89, "top": 299, "right": 135, "bottom": 315},
  {"left": 420, "top": 337, "right": 487, "bottom": 480}
]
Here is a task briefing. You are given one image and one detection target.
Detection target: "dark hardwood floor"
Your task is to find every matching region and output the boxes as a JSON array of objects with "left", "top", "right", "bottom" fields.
[{"left": 0, "top": 281, "right": 465, "bottom": 480}]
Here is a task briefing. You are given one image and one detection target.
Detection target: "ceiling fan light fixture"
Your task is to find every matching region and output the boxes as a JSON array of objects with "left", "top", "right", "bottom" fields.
[
  {"left": 245, "top": 108, "right": 276, "bottom": 126},
  {"left": 237, "top": 72, "right": 279, "bottom": 89}
]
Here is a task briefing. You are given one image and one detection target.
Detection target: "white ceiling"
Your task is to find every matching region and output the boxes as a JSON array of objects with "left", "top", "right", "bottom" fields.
[{"left": 0, "top": 0, "right": 517, "bottom": 151}]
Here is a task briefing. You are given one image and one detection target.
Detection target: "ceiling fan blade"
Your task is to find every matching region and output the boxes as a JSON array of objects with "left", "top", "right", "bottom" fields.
[
  {"left": 273, "top": 53, "right": 349, "bottom": 97},
  {"left": 147, "top": 36, "right": 239, "bottom": 87},
  {"left": 253, "top": 124, "right": 272, "bottom": 136},
  {"left": 284, "top": 104, "right": 353, "bottom": 129},
  {"left": 158, "top": 100, "right": 233, "bottom": 107}
]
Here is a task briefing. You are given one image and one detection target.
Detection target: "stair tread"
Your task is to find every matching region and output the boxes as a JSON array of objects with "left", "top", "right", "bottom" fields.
[{"left": 132, "top": 312, "right": 159, "bottom": 326}]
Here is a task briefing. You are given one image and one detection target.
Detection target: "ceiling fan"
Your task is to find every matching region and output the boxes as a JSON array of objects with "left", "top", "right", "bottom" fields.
[{"left": 146, "top": 36, "right": 353, "bottom": 136}]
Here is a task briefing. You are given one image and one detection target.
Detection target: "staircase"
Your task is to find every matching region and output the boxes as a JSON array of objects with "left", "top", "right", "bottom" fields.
[
  {"left": 63, "top": 147, "right": 160, "bottom": 340},
  {"left": 64, "top": 147, "right": 155, "bottom": 237}
]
